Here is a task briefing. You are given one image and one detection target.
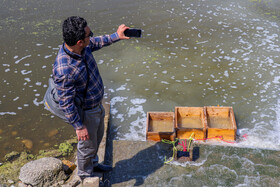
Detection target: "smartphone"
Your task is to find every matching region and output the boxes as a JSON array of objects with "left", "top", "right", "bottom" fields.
[{"left": 124, "top": 29, "right": 142, "bottom": 38}]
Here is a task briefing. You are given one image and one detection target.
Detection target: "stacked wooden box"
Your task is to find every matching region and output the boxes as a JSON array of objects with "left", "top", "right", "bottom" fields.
[{"left": 146, "top": 106, "right": 237, "bottom": 142}]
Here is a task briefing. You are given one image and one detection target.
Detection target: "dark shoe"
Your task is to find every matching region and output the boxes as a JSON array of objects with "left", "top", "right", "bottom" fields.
[{"left": 94, "top": 164, "right": 113, "bottom": 172}]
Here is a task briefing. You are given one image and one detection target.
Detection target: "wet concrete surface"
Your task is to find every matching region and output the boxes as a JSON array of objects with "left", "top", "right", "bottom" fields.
[{"left": 105, "top": 140, "right": 280, "bottom": 186}]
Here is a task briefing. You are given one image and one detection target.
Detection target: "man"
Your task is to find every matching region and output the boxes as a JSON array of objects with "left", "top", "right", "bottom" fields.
[{"left": 53, "top": 16, "right": 129, "bottom": 179}]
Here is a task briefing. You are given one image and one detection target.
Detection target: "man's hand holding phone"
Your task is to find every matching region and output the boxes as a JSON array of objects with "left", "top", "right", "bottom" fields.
[
  {"left": 117, "top": 24, "right": 142, "bottom": 39},
  {"left": 117, "top": 24, "right": 130, "bottom": 40}
]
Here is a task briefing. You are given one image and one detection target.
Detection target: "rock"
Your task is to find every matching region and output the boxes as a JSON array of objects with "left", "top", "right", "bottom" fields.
[
  {"left": 61, "top": 175, "right": 81, "bottom": 187},
  {"left": 7, "top": 180, "right": 14, "bottom": 184},
  {"left": 11, "top": 131, "right": 17, "bottom": 136},
  {"left": 48, "top": 129, "right": 59, "bottom": 137},
  {"left": 43, "top": 143, "right": 50, "bottom": 147},
  {"left": 83, "top": 177, "right": 99, "bottom": 187},
  {"left": 21, "top": 139, "right": 33, "bottom": 149},
  {"left": 62, "top": 160, "right": 76, "bottom": 175},
  {"left": 49, "top": 180, "right": 65, "bottom": 187},
  {"left": 19, "top": 157, "right": 67, "bottom": 187},
  {"left": 17, "top": 181, "right": 28, "bottom": 187}
]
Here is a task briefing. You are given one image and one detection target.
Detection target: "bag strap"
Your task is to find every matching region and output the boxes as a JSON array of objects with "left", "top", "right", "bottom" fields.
[{"left": 63, "top": 44, "right": 89, "bottom": 105}]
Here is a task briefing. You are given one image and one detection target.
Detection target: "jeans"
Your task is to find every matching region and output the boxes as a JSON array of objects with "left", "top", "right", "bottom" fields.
[{"left": 77, "top": 103, "right": 105, "bottom": 177}]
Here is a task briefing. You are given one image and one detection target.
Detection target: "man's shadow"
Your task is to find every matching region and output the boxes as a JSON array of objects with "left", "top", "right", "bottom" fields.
[{"left": 103, "top": 130, "right": 173, "bottom": 186}]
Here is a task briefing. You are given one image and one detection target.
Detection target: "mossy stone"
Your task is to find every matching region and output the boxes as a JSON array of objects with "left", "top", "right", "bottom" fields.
[{"left": 4, "top": 151, "right": 20, "bottom": 162}]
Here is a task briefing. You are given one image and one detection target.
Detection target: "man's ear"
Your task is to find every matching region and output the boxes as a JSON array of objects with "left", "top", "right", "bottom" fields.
[{"left": 76, "top": 40, "right": 84, "bottom": 46}]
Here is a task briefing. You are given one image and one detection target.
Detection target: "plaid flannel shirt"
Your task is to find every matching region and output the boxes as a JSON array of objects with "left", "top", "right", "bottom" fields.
[{"left": 53, "top": 32, "right": 120, "bottom": 129}]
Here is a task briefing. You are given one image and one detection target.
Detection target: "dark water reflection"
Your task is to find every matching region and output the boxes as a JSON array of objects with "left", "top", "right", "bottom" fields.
[{"left": 0, "top": 1, "right": 280, "bottom": 181}]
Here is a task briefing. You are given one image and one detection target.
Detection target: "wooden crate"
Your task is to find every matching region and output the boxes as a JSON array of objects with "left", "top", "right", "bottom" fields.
[
  {"left": 205, "top": 106, "right": 237, "bottom": 141},
  {"left": 175, "top": 107, "right": 207, "bottom": 140},
  {"left": 146, "top": 112, "right": 175, "bottom": 141}
]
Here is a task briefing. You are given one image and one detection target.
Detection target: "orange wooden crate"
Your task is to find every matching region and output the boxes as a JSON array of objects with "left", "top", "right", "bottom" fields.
[
  {"left": 205, "top": 106, "right": 237, "bottom": 141},
  {"left": 175, "top": 107, "right": 207, "bottom": 140},
  {"left": 146, "top": 112, "right": 175, "bottom": 141}
]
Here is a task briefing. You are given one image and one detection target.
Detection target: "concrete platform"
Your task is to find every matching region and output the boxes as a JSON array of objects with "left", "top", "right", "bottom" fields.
[{"left": 105, "top": 140, "right": 280, "bottom": 186}]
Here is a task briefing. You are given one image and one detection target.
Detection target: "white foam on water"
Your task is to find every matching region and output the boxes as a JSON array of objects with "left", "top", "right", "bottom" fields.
[
  {"left": 13, "top": 97, "right": 19, "bottom": 101},
  {"left": 237, "top": 117, "right": 280, "bottom": 150},
  {"left": 130, "top": 98, "right": 146, "bottom": 105},
  {"left": 167, "top": 174, "right": 192, "bottom": 186},
  {"left": 15, "top": 55, "right": 31, "bottom": 64},
  {"left": 275, "top": 99, "right": 280, "bottom": 145},
  {"left": 208, "top": 164, "right": 238, "bottom": 179},
  {"left": 110, "top": 95, "right": 147, "bottom": 141},
  {"left": 168, "top": 149, "right": 213, "bottom": 167},
  {"left": 126, "top": 104, "right": 146, "bottom": 140},
  {"left": 110, "top": 96, "right": 128, "bottom": 107},
  {"left": 21, "top": 70, "right": 32, "bottom": 75},
  {"left": 116, "top": 84, "right": 127, "bottom": 91},
  {"left": 44, "top": 55, "right": 52, "bottom": 59},
  {"left": 33, "top": 98, "right": 43, "bottom": 106},
  {"left": 98, "top": 60, "right": 104, "bottom": 64},
  {"left": 108, "top": 88, "right": 115, "bottom": 93},
  {"left": 0, "top": 112, "right": 16, "bottom": 115},
  {"left": 127, "top": 105, "right": 145, "bottom": 118},
  {"left": 161, "top": 81, "right": 169, "bottom": 85},
  {"left": 122, "top": 116, "right": 146, "bottom": 141},
  {"left": 115, "top": 114, "right": 124, "bottom": 122},
  {"left": 272, "top": 76, "right": 280, "bottom": 84},
  {"left": 24, "top": 78, "right": 31, "bottom": 82}
]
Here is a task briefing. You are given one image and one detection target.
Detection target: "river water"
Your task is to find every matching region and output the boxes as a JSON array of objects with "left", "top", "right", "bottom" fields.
[{"left": 0, "top": 0, "right": 280, "bottom": 184}]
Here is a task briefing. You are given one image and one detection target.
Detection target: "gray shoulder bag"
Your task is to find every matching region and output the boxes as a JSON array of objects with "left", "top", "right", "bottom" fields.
[{"left": 43, "top": 44, "right": 89, "bottom": 122}]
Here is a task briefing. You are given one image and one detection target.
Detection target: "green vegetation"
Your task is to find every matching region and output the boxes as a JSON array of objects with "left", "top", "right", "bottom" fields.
[
  {"left": 59, "top": 142, "right": 74, "bottom": 156},
  {"left": 0, "top": 138, "right": 78, "bottom": 185},
  {"left": 0, "top": 152, "right": 33, "bottom": 184}
]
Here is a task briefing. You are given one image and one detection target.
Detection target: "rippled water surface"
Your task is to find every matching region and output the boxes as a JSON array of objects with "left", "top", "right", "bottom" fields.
[{"left": 1, "top": 0, "right": 280, "bottom": 184}]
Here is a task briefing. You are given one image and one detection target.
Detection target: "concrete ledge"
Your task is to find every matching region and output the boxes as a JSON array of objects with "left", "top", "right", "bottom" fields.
[
  {"left": 106, "top": 140, "right": 280, "bottom": 186},
  {"left": 83, "top": 177, "right": 99, "bottom": 187}
]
